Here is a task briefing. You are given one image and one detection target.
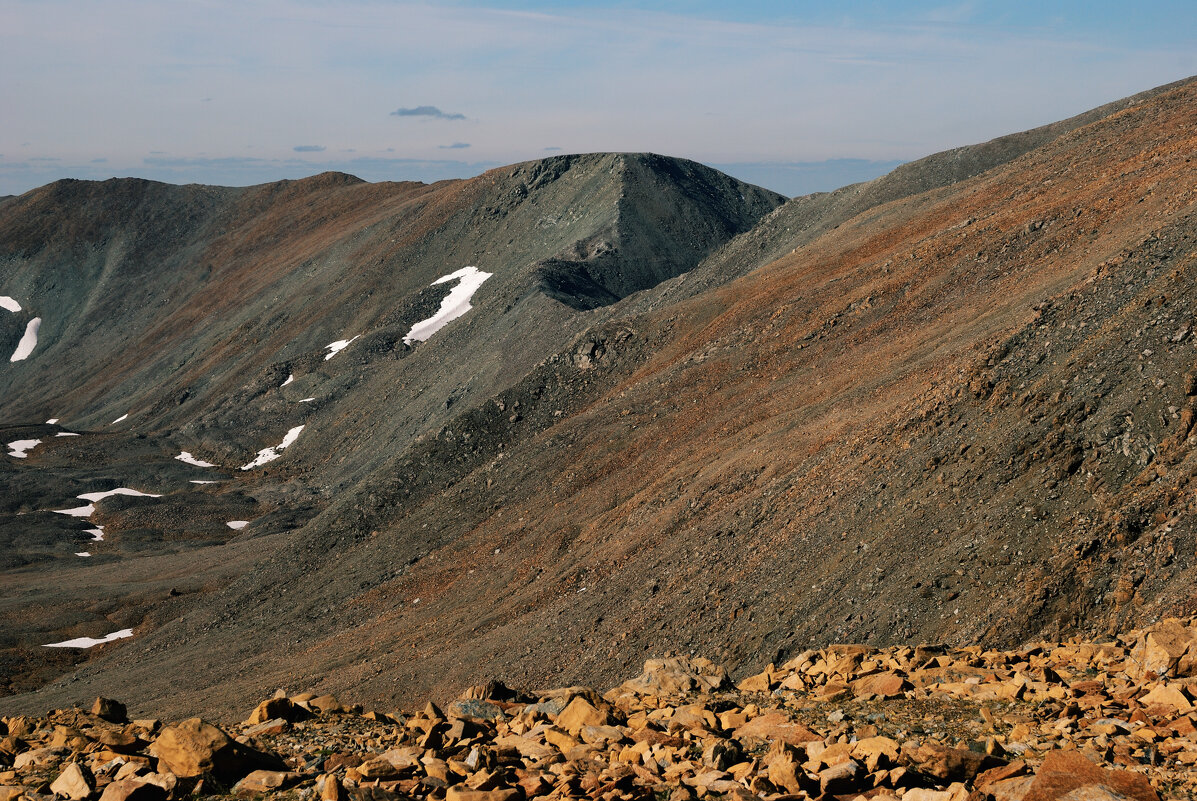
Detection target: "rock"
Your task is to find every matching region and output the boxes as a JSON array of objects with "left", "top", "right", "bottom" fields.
[
  {"left": 0, "top": 787, "right": 24, "bottom": 801},
  {"left": 904, "top": 741, "right": 998, "bottom": 783},
  {"left": 555, "top": 697, "right": 611, "bottom": 734},
  {"left": 14, "top": 747, "right": 65, "bottom": 770},
  {"left": 233, "top": 770, "right": 302, "bottom": 795},
  {"left": 444, "top": 790, "right": 521, "bottom": 801},
  {"left": 49, "top": 763, "right": 93, "bottom": 800},
  {"left": 818, "top": 759, "right": 862, "bottom": 795},
  {"left": 618, "top": 657, "right": 730, "bottom": 697},
  {"left": 147, "top": 718, "right": 281, "bottom": 781},
  {"left": 1129, "top": 618, "right": 1197, "bottom": 678},
  {"left": 97, "top": 780, "right": 166, "bottom": 801},
  {"left": 853, "top": 735, "right": 900, "bottom": 771},
  {"left": 1024, "top": 751, "right": 1160, "bottom": 801},
  {"left": 852, "top": 671, "right": 910, "bottom": 698},
  {"left": 246, "top": 698, "right": 312, "bottom": 725},
  {"left": 733, "top": 711, "right": 821, "bottom": 746},
  {"left": 309, "top": 695, "right": 344, "bottom": 714},
  {"left": 446, "top": 699, "right": 505, "bottom": 721},
  {"left": 1138, "top": 683, "right": 1192, "bottom": 711},
  {"left": 244, "top": 718, "right": 289, "bottom": 737},
  {"left": 90, "top": 699, "right": 127, "bottom": 724}
]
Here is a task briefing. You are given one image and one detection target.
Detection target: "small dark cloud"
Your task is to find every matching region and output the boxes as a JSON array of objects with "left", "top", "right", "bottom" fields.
[
  {"left": 201, "top": 97, "right": 212, "bottom": 102},
  {"left": 90, "top": 158, "right": 108, "bottom": 163},
  {"left": 341, "top": 148, "right": 357, "bottom": 153},
  {"left": 293, "top": 145, "right": 326, "bottom": 153},
  {"left": 438, "top": 142, "right": 470, "bottom": 150},
  {"left": 150, "top": 150, "right": 167, "bottom": 155},
  {"left": 544, "top": 146, "right": 563, "bottom": 151},
  {"left": 391, "top": 105, "right": 465, "bottom": 120},
  {"left": 30, "top": 157, "right": 60, "bottom": 162},
  {"left": 385, "top": 147, "right": 395, "bottom": 152}
]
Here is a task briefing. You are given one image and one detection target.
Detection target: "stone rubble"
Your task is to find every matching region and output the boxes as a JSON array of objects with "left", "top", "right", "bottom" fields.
[{"left": 9, "top": 620, "right": 1197, "bottom": 799}]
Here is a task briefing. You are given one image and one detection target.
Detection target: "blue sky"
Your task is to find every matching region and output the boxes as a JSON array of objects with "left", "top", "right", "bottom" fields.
[{"left": 1, "top": 1, "right": 1193, "bottom": 197}]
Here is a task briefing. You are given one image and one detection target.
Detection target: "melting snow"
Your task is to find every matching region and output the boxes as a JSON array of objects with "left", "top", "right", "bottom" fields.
[
  {"left": 324, "top": 336, "right": 359, "bottom": 360},
  {"left": 56, "top": 432, "right": 79, "bottom": 437},
  {"left": 45, "top": 418, "right": 58, "bottom": 425},
  {"left": 53, "top": 487, "right": 161, "bottom": 518},
  {"left": 86, "top": 527, "right": 104, "bottom": 541},
  {"left": 43, "top": 628, "right": 133, "bottom": 649},
  {"left": 176, "top": 451, "right": 217, "bottom": 468},
  {"left": 54, "top": 504, "right": 95, "bottom": 517},
  {"left": 240, "top": 425, "right": 305, "bottom": 470},
  {"left": 190, "top": 480, "right": 219, "bottom": 484},
  {"left": 7, "top": 439, "right": 41, "bottom": 458},
  {"left": 76, "top": 552, "right": 91, "bottom": 557},
  {"left": 281, "top": 374, "right": 294, "bottom": 387},
  {"left": 0, "top": 296, "right": 21, "bottom": 313},
  {"left": 78, "top": 488, "right": 161, "bottom": 503},
  {"left": 226, "top": 520, "right": 249, "bottom": 530},
  {"left": 404, "top": 266, "right": 493, "bottom": 345},
  {"left": 10, "top": 317, "right": 41, "bottom": 362},
  {"left": 111, "top": 414, "right": 128, "bottom": 424},
  {"left": 299, "top": 397, "right": 315, "bottom": 403}
]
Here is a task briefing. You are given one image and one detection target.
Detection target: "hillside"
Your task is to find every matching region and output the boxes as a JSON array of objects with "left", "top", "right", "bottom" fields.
[{"left": 0, "top": 76, "right": 1195, "bottom": 731}]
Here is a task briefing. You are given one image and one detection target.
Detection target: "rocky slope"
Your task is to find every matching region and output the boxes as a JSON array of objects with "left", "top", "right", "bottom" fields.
[
  {"left": 8, "top": 618, "right": 1197, "bottom": 800},
  {"left": 1, "top": 77, "right": 1195, "bottom": 726}
]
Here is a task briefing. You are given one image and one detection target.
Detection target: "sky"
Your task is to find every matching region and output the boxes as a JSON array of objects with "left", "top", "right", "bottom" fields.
[{"left": 1, "top": 1, "right": 1194, "bottom": 197}]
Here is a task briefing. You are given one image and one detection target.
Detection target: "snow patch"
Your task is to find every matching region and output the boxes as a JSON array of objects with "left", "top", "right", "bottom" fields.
[
  {"left": 240, "top": 425, "right": 305, "bottom": 470},
  {"left": 78, "top": 488, "right": 161, "bottom": 503},
  {"left": 190, "top": 480, "right": 219, "bottom": 484},
  {"left": 7, "top": 439, "right": 41, "bottom": 458},
  {"left": 281, "top": 374, "right": 294, "bottom": 387},
  {"left": 176, "top": 451, "right": 217, "bottom": 468},
  {"left": 404, "top": 266, "right": 493, "bottom": 345},
  {"left": 56, "top": 432, "right": 79, "bottom": 437},
  {"left": 10, "top": 317, "right": 41, "bottom": 362},
  {"left": 299, "top": 397, "right": 315, "bottom": 403},
  {"left": 54, "top": 504, "right": 95, "bottom": 517},
  {"left": 43, "top": 629, "right": 133, "bottom": 649},
  {"left": 0, "top": 296, "right": 21, "bottom": 313},
  {"left": 111, "top": 414, "right": 128, "bottom": 424},
  {"left": 45, "top": 418, "right": 58, "bottom": 425},
  {"left": 86, "top": 527, "right": 104, "bottom": 541},
  {"left": 76, "top": 552, "right": 91, "bottom": 557},
  {"left": 226, "top": 520, "right": 249, "bottom": 530},
  {"left": 324, "top": 336, "right": 359, "bottom": 360}
]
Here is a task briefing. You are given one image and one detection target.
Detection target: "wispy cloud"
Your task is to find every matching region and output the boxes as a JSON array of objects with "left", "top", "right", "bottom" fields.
[
  {"left": 293, "top": 145, "right": 326, "bottom": 153},
  {"left": 438, "top": 142, "right": 470, "bottom": 149},
  {"left": 391, "top": 105, "right": 466, "bottom": 120}
]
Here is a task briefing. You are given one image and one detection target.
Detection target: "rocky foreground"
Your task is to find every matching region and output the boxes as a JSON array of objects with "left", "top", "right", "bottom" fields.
[{"left": 9, "top": 620, "right": 1197, "bottom": 801}]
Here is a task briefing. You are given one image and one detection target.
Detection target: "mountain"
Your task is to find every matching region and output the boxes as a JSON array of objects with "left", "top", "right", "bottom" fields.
[{"left": 1, "top": 77, "right": 1195, "bottom": 721}]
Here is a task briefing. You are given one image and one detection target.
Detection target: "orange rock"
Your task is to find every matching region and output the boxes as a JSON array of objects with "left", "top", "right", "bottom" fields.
[{"left": 1024, "top": 750, "right": 1160, "bottom": 801}]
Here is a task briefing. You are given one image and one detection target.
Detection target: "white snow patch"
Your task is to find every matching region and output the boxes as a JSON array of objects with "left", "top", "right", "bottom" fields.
[
  {"left": 190, "top": 480, "right": 219, "bottom": 484},
  {"left": 240, "top": 425, "right": 305, "bottom": 470},
  {"left": 10, "top": 317, "right": 41, "bottom": 362},
  {"left": 299, "top": 397, "right": 315, "bottom": 403},
  {"left": 76, "top": 552, "right": 91, "bottom": 557},
  {"left": 324, "top": 336, "right": 359, "bottom": 360},
  {"left": 56, "top": 432, "right": 80, "bottom": 437},
  {"left": 404, "top": 266, "right": 493, "bottom": 345},
  {"left": 7, "top": 439, "right": 41, "bottom": 458},
  {"left": 176, "top": 451, "right": 217, "bottom": 468},
  {"left": 226, "top": 520, "right": 249, "bottom": 530},
  {"left": 78, "top": 488, "right": 161, "bottom": 503},
  {"left": 54, "top": 504, "right": 95, "bottom": 517},
  {"left": 0, "top": 296, "right": 21, "bottom": 313},
  {"left": 86, "top": 527, "right": 104, "bottom": 541},
  {"left": 43, "top": 628, "right": 133, "bottom": 649},
  {"left": 281, "top": 374, "right": 294, "bottom": 387},
  {"left": 45, "top": 418, "right": 59, "bottom": 425},
  {"left": 111, "top": 414, "right": 128, "bottom": 424}
]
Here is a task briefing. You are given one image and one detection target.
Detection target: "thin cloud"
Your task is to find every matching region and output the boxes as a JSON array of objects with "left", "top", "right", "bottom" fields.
[
  {"left": 438, "top": 142, "right": 470, "bottom": 149},
  {"left": 391, "top": 106, "right": 466, "bottom": 120},
  {"left": 293, "top": 145, "right": 326, "bottom": 153},
  {"left": 544, "top": 147, "right": 563, "bottom": 151}
]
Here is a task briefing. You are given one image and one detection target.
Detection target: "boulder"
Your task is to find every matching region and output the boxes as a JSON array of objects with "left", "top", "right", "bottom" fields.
[
  {"left": 1024, "top": 751, "right": 1159, "bottom": 801},
  {"left": 90, "top": 699, "right": 128, "bottom": 724},
  {"left": 147, "top": 718, "right": 282, "bottom": 782},
  {"left": 617, "top": 657, "right": 730, "bottom": 697},
  {"left": 733, "top": 711, "right": 821, "bottom": 746},
  {"left": 233, "top": 770, "right": 303, "bottom": 795},
  {"left": 49, "top": 763, "right": 94, "bottom": 801},
  {"left": 246, "top": 698, "right": 312, "bottom": 725},
  {"left": 97, "top": 780, "right": 167, "bottom": 801}
]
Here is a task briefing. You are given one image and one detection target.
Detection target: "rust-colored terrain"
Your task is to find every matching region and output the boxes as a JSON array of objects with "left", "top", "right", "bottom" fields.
[{"left": 0, "top": 77, "right": 1195, "bottom": 738}]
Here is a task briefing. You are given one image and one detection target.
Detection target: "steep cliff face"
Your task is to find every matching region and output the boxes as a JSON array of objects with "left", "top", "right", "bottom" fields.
[{"left": 1, "top": 79, "right": 1195, "bottom": 720}]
